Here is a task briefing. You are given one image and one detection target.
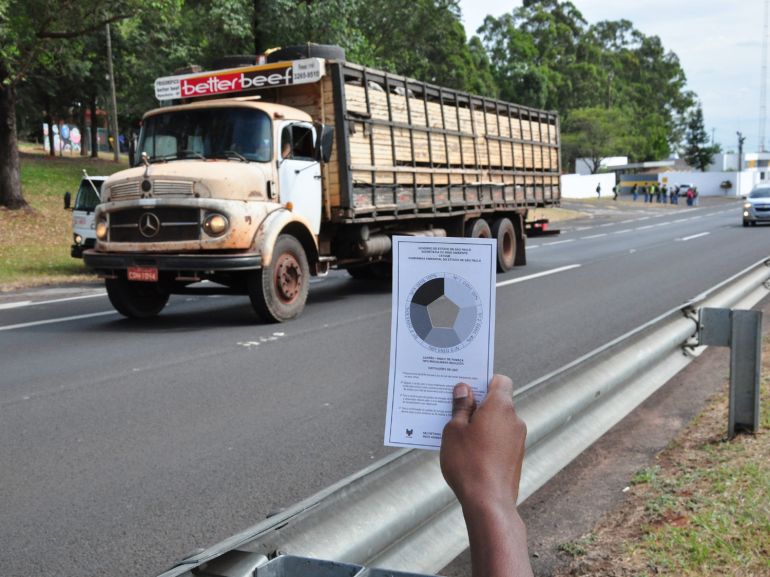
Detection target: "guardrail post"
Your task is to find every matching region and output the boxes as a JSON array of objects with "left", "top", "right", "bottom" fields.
[{"left": 699, "top": 308, "right": 763, "bottom": 438}]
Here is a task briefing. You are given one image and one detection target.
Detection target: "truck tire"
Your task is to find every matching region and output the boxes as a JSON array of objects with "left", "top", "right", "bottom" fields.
[
  {"left": 465, "top": 218, "right": 491, "bottom": 239},
  {"left": 249, "top": 234, "right": 309, "bottom": 322},
  {"left": 105, "top": 277, "right": 170, "bottom": 319},
  {"left": 492, "top": 217, "right": 516, "bottom": 272},
  {"left": 267, "top": 44, "right": 345, "bottom": 63}
]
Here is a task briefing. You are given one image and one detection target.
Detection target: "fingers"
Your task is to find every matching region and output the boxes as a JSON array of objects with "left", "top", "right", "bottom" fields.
[
  {"left": 485, "top": 374, "right": 514, "bottom": 406},
  {"left": 450, "top": 382, "right": 476, "bottom": 425}
]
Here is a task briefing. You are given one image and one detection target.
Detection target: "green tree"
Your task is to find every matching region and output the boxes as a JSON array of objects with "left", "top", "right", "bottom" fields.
[
  {"left": 0, "top": 0, "right": 178, "bottom": 209},
  {"left": 683, "top": 104, "right": 720, "bottom": 171},
  {"left": 561, "top": 107, "right": 638, "bottom": 173}
]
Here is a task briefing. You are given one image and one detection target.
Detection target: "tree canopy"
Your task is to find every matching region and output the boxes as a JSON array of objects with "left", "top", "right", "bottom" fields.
[{"left": 2, "top": 0, "right": 705, "bottom": 209}]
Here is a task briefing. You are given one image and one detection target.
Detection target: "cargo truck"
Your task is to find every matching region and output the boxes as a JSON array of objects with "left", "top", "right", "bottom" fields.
[{"left": 84, "top": 45, "right": 561, "bottom": 322}]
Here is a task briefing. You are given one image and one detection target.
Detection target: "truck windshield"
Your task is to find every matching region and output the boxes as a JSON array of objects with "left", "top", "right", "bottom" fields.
[
  {"left": 139, "top": 107, "right": 272, "bottom": 163},
  {"left": 74, "top": 179, "right": 101, "bottom": 211}
]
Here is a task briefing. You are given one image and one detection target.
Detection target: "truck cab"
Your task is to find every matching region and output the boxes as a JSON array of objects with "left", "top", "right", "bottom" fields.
[
  {"left": 66, "top": 175, "right": 106, "bottom": 258},
  {"left": 88, "top": 95, "right": 329, "bottom": 322}
]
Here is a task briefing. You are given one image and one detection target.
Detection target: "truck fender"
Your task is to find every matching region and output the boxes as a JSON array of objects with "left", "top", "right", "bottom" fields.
[{"left": 254, "top": 208, "right": 319, "bottom": 268}]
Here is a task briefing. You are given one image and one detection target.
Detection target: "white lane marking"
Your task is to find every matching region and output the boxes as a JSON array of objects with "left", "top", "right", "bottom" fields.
[
  {"left": 672, "top": 218, "right": 688, "bottom": 223},
  {"left": 636, "top": 224, "right": 656, "bottom": 230},
  {"left": 0, "top": 311, "right": 116, "bottom": 331},
  {"left": 690, "top": 216, "right": 703, "bottom": 220},
  {"left": 637, "top": 216, "right": 651, "bottom": 221},
  {"left": 527, "top": 245, "right": 540, "bottom": 249},
  {"left": 0, "top": 292, "right": 107, "bottom": 310},
  {"left": 614, "top": 229, "right": 633, "bottom": 234},
  {"left": 582, "top": 233, "right": 608, "bottom": 239},
  {"left": 619, "top": 219, "right": 636, "bottom": 224},
  {"left": 599, "top": 223, "right": 614, "bottom": 227},
  {"left": 678, "top": 232, "right": 710, "bottom": 242},
  {"left": 542, "top": 239, "right": 575, "bottom": 246},
  {"left": 0, "top": 301, "right": 31, "bottom": 310},
  {"left": 496, "top": 264, "right": 581, "bottom": 288}
]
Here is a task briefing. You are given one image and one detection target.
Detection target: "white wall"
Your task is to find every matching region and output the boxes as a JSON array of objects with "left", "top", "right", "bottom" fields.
[
  {"left": 660, "top": 171, "right": 762, "bottom": 197},
  {"left": 561, "top": 173, "right": 616, "bottom": 199}
]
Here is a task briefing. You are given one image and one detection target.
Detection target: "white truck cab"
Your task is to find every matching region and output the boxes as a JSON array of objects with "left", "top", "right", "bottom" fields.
[{"left": 65, "top": 175, "right": 106, "bottom": 258}]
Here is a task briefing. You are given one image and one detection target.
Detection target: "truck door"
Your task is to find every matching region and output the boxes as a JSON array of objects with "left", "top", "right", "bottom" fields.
[{"left": 278, "top": 122, "right": 322, "bottom": 234}]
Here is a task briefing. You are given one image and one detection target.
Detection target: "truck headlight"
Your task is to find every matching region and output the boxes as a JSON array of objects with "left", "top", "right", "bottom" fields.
[
  {"left": 203, "top": 213, "right": 229, "bottom": 236},
  {"left": 74, "top": 233, "right": 83, "bottom": 245},
  {"left": 744, "top": 202, "right": 752, "bottom": 209},
  {"left": 96, "top": 220, "right": 108, "bottom": 240}
]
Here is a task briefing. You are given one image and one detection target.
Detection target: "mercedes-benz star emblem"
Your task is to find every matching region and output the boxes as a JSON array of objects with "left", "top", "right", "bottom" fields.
[{"left": 138, "top": 212, "right": 161, "bottom": 238}]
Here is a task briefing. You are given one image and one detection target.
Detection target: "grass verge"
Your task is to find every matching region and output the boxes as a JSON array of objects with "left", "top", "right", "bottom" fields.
[
  {"left": 557, "top": 337, "right": 770, "bottom": 576},
  {"left": 0, "top": 145, "right": 127, "bottom": 291}
]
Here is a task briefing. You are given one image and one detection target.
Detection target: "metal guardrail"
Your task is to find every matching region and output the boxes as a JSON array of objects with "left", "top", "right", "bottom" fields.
[{"left": 157, "top": 258, "right": 770, "bottom": 577}]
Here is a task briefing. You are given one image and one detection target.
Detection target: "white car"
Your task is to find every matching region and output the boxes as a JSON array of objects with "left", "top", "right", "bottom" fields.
[{"left": 743, "top": 185, "right": 770, "bottom": 227}]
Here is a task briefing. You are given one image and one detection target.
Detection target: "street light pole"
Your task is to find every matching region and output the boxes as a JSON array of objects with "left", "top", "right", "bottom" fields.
[{"left": 106, "top": 23, "right": 120, "bottom": 163}]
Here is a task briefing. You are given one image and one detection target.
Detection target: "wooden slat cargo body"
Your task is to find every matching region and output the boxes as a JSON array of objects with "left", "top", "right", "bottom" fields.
[{"left": 265, "top": 61, "right": 561, "bottom": 227}]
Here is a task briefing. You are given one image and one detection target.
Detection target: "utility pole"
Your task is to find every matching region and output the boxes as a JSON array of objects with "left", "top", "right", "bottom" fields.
[
  {"left": 737, "top": 131, "right": 746, "bottom": 196},
  {"left": 760, "top": 0, "right": 769, "bottom": 151},
  {"left": 106, "top": 23, "right": 120, "bottom": 163}
]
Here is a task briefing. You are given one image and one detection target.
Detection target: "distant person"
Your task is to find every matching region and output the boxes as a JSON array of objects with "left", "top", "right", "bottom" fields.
[
  {"left": 643, "top": 185, "right": 650, "bottom": 203},
  {"left": 596, "top": 182, "right": 601, "bottom": 199},
  {"left": 661, "top": 184, "right": 668, "bottom": 204},
  {"left": 686, "top": 186, "right": 694, "bottom": 206},
  {"left": 612, "top": 183, "right": 619, "bottom": 201},
  {"left": 631, "top": 184, "right": 638, "bottom": 201},
  {"left": 441, "top": 376, "right": 533, "bottom": 577},
  {"left": 672, "top": 185, "right": 679, "bottom": 205},
  {"left": 692, "top": 186, "right": 699, "bottom": 206}
]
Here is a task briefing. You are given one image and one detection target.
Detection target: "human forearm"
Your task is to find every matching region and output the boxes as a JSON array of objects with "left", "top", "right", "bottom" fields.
[{"left": 461, "top": 499, "right": 533, "bottom": 577}]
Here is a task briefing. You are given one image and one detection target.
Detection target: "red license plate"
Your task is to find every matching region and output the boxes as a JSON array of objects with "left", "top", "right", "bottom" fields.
[{"left": 127, "top": 266, "right": 158, "bottom": 282}]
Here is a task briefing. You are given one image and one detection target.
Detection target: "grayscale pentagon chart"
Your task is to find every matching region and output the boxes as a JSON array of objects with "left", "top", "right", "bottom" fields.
[{"left": 406, "top": 273, "right": 483, "bottom": 351}]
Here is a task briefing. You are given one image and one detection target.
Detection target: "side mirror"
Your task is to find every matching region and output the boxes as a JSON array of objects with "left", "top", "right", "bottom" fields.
[
  {"left": 314, "top": 124, "right": 334, "bottom": 163},
  {"left": 64, "top": 191, "right": 71, "bottom": 210}
]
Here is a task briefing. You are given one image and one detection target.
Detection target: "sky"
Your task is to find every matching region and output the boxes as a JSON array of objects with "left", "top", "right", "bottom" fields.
[{"left": 457, "top": 0, "right": 765, "bottom": 154}]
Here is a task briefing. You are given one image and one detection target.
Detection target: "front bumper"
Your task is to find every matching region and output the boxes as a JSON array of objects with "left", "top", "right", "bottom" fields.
[
  {"left": 83, "top": 250, "right": 262, "bottom": 273},
  {"left": 744, "top": 203, "right": 770, "bottom": 222}
]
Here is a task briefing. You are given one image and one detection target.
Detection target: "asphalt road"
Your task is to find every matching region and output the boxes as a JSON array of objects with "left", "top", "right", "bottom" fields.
[{"left": 1, "top": 198, "right": 768, "bottom": 577}]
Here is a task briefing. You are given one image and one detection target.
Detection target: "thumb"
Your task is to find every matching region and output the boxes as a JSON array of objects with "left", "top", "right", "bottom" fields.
[{"left": 450, "top": 383, "right": 476, "bottom": 425}]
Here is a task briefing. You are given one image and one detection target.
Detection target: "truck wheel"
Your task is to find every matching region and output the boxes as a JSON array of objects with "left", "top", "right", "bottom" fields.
[
  {"left": 105, "top": 277, "right": 169, "bottom": 319},
  {"left": 465, "top": 218, "right": 491, "bottom": 239},
  {"left": 492, "top": 217, "right": 516, "bottom": 272},
  {"left": 249, "top": 234, "right": 309, "bottom": 322}
]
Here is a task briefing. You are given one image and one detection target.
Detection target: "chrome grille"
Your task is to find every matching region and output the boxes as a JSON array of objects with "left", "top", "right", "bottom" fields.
[
  {"left": 108, "top": 179, "right": 194, "bottom": 201},
  {"left": 109, "top": 207, "right": 200, "bottom": 242},
  {"left": 110, "top": 181, "right": 141, "bottom": 200},
  {"left": 153, "top": 180, "right": 194, "bottom": 197}
]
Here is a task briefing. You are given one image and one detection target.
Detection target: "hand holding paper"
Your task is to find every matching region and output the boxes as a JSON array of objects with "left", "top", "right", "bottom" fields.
[{"left": 384, "top": 236, "right": 497, "bottom": 449}]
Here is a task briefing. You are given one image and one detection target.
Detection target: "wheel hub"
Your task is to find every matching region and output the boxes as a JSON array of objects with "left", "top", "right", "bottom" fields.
[{"left": 275, "top": 253, "right": 302, "bottom": 303}]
